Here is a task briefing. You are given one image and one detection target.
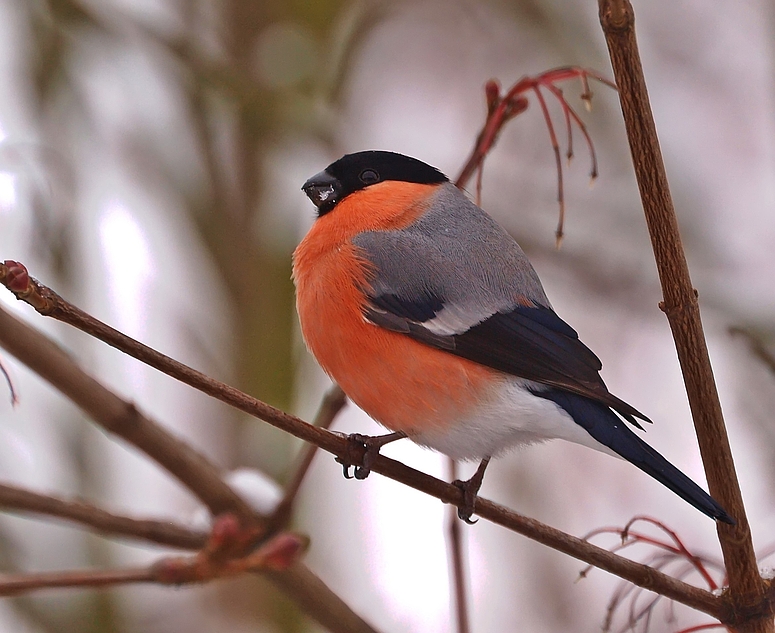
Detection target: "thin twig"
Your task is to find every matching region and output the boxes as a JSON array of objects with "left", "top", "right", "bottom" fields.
[
  {"left": 0, "top": 357, "right": 17, "bottom": 405},
  {"left": 598, "top": 1, "right": 768, "bottom": 629},
  {"left": 454, "top": 66, "right": 614, "bottom": 243},
  {"left": 529, "top": 84, "right": 566, "bottom": 244},
  {"left": 677, "top": 623, "right": 728, "bottom": 633},
  {"left": 0, "top": 529, "right": 309, "bottom": 597},
  {"left": 270, "top": 385, "right": 347, "bottom": 529},
  {"left": 583, "top": 527, "right": 722, "bottom": 592},
  {"left": 584, "top": 518, "right": 727, "bottom": 631},
  {"left": 621, "top": 517, "right": 718, "bottom": 591},
  {"left": 447, "top": 72, "right": 609, "bottom": 623}
]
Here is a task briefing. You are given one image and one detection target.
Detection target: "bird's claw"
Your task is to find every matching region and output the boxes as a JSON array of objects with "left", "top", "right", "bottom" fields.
[
  {"left": 339, "top": 461, "right": 355, "bottom": 479},
  {"left": 335, "top": 432, "right": 406, "bottom": 480},
  {"left": 452, "top": 456, "right": 491, "bottom": 524},
  {"left": 453, "top": 478, "right": 480, "bottom": 524},
  {"left": 336, "top": 433, "right": 378, "bottom": 480}
]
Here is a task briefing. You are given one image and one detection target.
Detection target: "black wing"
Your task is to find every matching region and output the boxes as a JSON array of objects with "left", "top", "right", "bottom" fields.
[{"left": 366, "top": 297, "right": 650, "bottom": 427}]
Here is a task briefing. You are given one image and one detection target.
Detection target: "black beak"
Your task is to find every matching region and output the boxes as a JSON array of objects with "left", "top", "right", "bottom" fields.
[{"left": 302, "top": 170, "right": 342, "bottom": 216}]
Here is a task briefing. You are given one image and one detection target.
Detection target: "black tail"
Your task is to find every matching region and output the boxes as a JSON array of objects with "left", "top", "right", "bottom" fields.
[{"left": 532, "top": 389, "right": 735, "bottom": 524}]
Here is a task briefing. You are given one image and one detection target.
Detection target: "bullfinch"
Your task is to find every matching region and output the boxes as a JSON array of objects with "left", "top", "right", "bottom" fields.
[{"left": 293, "top": 150, "right": 733, "bottom": 524}]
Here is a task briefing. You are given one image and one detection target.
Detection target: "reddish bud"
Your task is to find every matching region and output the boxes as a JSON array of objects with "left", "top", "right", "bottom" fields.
[
  {"left": 503, "top": 95, "right": 529, "bottom": 121},
  {"left": 3, "top": 261, "right": 29, "bottom": 293},
  {"left": 254, "top": 533, "right": 310, "bottom": 571},
  {"left": 209, "top": 513, "right": 242, "bottom": 552},
  {"left": 484, "top": 80, "right": 500, "bottom": 115},
  {"left": 152, "top": 557, "right": 194, "bottom": 584}
]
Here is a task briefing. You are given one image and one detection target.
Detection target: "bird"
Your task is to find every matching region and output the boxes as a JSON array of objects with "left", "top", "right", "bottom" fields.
[{"left": 292, "top": 149, "right": 733, "bottom": 524}]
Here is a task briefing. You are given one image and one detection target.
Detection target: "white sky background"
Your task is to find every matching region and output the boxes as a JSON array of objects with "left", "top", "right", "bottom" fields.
[{"left": 0, "top": 0, "right": 773, "bottom": 632}]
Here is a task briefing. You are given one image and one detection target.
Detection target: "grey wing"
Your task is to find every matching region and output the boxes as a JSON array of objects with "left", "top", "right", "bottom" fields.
[{"left": 352, "top": 183, "right": 551, "bottom": 335}]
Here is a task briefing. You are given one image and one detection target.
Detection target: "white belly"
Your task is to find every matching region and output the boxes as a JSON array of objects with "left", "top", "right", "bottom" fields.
[{"left": 410, "top": 377, "right": 619, "bottom": 461}]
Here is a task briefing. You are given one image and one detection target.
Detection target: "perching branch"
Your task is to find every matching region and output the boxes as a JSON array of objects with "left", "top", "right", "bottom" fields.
[
  {"left": 598, "top": 0, "right": 770, "bottom": 630},
  {"left": 0, "top": 272, "right": 729, "bottom": 621}
]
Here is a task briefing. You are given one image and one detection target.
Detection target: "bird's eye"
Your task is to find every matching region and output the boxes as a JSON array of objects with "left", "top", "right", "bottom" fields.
[{"left": 359, "top": 169, "right": 380, "bottom": 184}]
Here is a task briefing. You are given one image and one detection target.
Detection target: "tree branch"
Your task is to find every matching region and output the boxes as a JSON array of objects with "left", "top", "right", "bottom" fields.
[
  {"left": 446, "top": 459, "right": 471, "bottom": 633},
  {"left": 0, "top": 567, "right": 156, "bottom": 595},
  {"left": 0, "top": 529, "right": 308, "bottom": 596},
  {"left": 0, "top": 482, "right": 207, "bottom": 549},
  {"left": 0, "top": 304, "right": 258, "bottom": 524},
  {"left": 598, "top": 1, "right": 770, "bottom": 630}
]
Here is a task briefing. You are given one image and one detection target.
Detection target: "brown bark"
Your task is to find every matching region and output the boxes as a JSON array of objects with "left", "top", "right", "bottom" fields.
[{"left": 598, "top": 1, "right": 772, "bottom": 630}]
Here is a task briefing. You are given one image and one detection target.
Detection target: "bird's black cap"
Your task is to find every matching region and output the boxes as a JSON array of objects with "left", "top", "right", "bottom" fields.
[{"left": 302, "top": 150, "right": 448, "bottom": 215}]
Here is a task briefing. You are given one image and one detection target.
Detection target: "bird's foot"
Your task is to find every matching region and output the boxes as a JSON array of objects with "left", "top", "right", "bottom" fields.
[
  {"left": 336, "top": 432, "right": 406, "bottom": 480},
  {"left": 452, "top": 457, "right": 491, "bottom": 524}
]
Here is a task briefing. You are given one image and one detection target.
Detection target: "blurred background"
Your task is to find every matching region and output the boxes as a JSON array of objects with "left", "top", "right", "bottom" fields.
[{"left": 0, "top": 0, "right": 774, "bottom": 631}]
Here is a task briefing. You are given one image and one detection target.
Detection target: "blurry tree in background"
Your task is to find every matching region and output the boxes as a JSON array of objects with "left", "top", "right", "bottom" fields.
[{"left": 0, "top": 0, "right": 774, "bottom": 632}]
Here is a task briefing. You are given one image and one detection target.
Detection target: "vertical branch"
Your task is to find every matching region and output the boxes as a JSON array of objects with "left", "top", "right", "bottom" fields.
[
  {"left": 597, "top": 0, "right": 768, "bottom": 629},
  {"left": 446, "top": 458, "right": 471, "bottom": 633},
  {"left": 270, "top": 385, "right": 347, "bottom": 529}
]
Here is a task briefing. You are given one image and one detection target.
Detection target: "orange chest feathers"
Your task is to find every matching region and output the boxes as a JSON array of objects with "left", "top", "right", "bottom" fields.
[{"left": 292, "top": 182, "right": 495, "bottom": 435}]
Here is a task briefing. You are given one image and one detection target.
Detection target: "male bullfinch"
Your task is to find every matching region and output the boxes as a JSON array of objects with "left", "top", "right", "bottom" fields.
[{"left": 293, "top": 150, "right": 733, "bottom": 524}]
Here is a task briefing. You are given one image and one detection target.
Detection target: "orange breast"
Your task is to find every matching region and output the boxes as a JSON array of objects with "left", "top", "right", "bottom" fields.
[{"left": 293, "top": 182, "right": 495, "bottom": 436}]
